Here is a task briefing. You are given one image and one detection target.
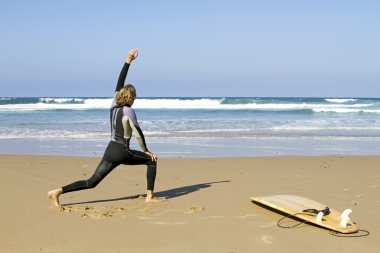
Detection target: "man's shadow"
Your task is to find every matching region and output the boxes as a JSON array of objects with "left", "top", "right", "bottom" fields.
[
  {"left": 63, "top": 180, "right": 231, "bottom": 206},
  {"left": 155, "top": 180, "right": 230, "bottom": 199}
]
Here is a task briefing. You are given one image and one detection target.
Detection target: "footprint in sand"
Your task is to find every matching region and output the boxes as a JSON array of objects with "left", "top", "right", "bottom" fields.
[
  {"left": 60, "top": 205, "right": 128, "bottom": 219},
  {"left": 101, "top": 211, "right": 114, "bottom": 218},
  {"left": 260, "top": 235, "right": 273, "bottom": 245},
  {"left": 186, "top": 206, "right": 205, "bottom": 214}
]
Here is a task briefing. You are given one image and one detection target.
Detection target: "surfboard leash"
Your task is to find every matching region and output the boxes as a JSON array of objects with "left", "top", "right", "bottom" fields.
[
  {"left": 277, "top": 212, "right": 370, "bottom": 237},
  {"left": 277, "top": 212, "right": 309, "bottom": 229},
  {"left": 329, "top": 229, "right": 370, "bottom": 237},
  {"left": 277, "top": 207, "right": 330, "bottom": 228}
]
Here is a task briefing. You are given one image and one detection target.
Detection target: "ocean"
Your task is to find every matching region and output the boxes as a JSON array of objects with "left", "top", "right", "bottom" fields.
[{"left": 1, "top": 97, "right": 380, "bottom": 157}]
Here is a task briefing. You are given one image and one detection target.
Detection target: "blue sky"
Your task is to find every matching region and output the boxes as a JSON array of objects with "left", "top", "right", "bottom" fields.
[{"left": 1, "top": 0, "right": 379, "bottom": 97}]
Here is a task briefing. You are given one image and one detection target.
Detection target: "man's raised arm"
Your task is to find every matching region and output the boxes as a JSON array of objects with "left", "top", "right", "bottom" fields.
[{"left": 115, "top": 48, "right": 138, "bottom": 92}]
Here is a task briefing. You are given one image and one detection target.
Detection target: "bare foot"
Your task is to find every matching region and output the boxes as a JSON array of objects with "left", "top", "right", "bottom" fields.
[
  {"left": 47, "top": 189, "right": 62, "bottom": 208},
  {"left": 145, "top": 196, "right": 165, "bottom": 203},
  {"left": 145, "top": 190, "right": 165, "bottom": 203}
]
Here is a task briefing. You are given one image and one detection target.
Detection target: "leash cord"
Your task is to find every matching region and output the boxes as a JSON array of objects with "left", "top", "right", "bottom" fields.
[{"left": 277, "top": 213, "right": 370, "bottom": 237}]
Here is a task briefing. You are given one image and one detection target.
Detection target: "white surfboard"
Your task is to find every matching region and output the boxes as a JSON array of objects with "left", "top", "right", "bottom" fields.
[{"left": 251, "top": 195, "right": 357, "bottom": 234}]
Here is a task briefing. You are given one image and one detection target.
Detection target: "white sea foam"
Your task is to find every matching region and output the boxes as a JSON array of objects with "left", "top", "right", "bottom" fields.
[
  {"left": 133, "top": 98, "right": 221, "bottom": 109},
  {"left": 0, "top": 98, "right": 113, "bottom": 111},
  {"left": 0, "top": 97, "right": 376, "bottom": 113},
  {"left": 0, "top": 128, "right": 109, "bottom": 139},
  {"left": 133, "top": 99, "right": 372, "bottom": 110},
  {"left": 325, "top": 98, "right": 357, "bottom": 103},
  {"left": 39, "top": 98, "right": 85, "bottom": 103}
]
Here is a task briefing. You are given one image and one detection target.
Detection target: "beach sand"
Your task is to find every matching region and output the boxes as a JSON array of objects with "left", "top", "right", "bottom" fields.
[{"left": 0, "top": 155, "right": 379, "bottom": 252}]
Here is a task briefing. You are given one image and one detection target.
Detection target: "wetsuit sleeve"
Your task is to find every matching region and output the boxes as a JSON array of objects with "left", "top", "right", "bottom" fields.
[
  {"left": 124, "top": 107, "right": 149, "bottom": 152},
  {"left": 134, "top": 125, "right": 149, "bottom": 152},
  {"left": 112, "top": 63, "right": 130, "bottom": 107},
  {"left": 115, "top": 63, "right": 130, "bottom": 92}
]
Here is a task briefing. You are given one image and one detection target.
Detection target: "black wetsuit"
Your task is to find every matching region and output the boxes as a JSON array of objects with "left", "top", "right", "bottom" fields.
[{"left": 61, "top": 63, "right": 156, "bottom": 194}]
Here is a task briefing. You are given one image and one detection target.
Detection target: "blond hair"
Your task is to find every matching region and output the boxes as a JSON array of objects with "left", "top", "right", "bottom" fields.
[{"left": 116, "top": 84, "right": 136, "bottom": 106}]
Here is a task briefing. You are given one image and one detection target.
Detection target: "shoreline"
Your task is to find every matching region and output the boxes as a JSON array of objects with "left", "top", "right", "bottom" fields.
[
  {"left": 2, "top": 153, "right": 380, "bottom": 159},
  {"left": 2, "top": 153, "right": 380, "bottom": 158},
  {"left": 1, "top": 155, "right": 379, "bottom": 252},
  {"left": 2, "top": 135, "right": 380, "bottom": 158}
]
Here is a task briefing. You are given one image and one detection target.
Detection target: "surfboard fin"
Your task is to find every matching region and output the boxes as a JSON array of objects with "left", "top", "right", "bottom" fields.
[
  {"left": 316, "top": 211, "right": 324, "bottom": 223},
  {"left": 340, "top": 209, "right": 352, "bottom": 228}
]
